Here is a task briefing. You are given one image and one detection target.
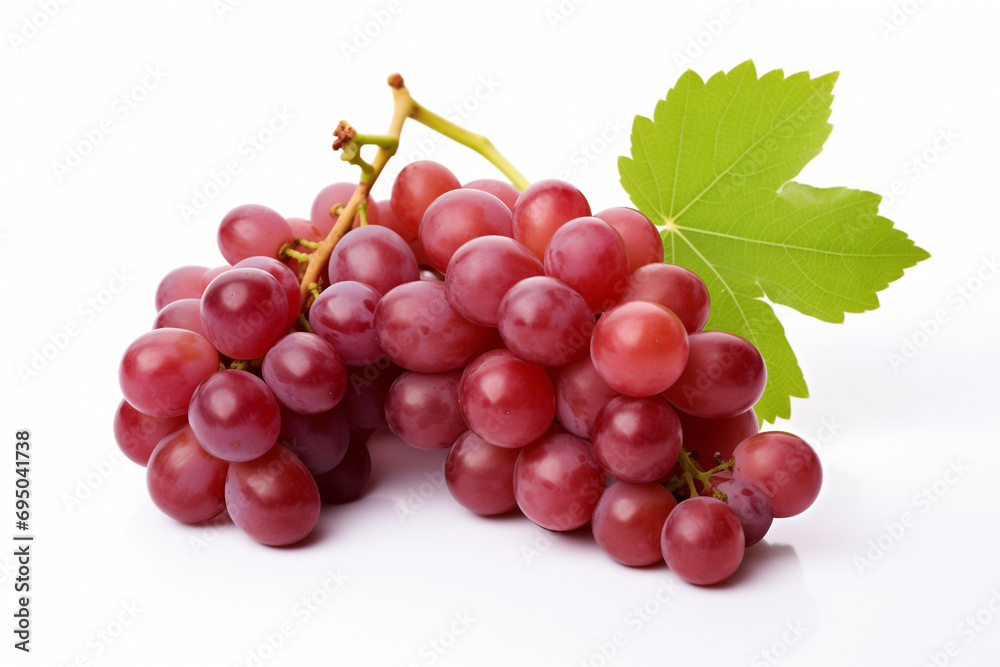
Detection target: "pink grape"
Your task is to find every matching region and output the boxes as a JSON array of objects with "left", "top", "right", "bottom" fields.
[
  {"left": 591, "top": 301, "right": 689, "bottom": 397},
  {"left": 463, "top": 178, "right": 520, "bottom": 210},
  {"left": 385, "top": 370, "right": 466, "bottom": 450},
  {"left": 551, "top": 354, "right": 620, "bottom": 438},
  {"left": 187, "top": 369, "right": 281, "bottom": 462},
  {"left": 373, "top": 199, "right": 415, "bottom": 243},
  {"left": 313, "top": 429, "right": 372, "bottom": 504},
  {"left": 496, "top": 276, "right": 593, "bottom": 366},
  {"left": 327, "top": 224, "right": 419, "bottom": 296},
  {"left": 733, "top": 432, "right": 822, "bottom": 518},
  {"left": 118, "top": 328, "right": 219, "bottom": 418},
  {"left": 459, "top": 349, "right": 555, "bottom": 449},
  {"left": 341, "top": 361, "right": 403, "bottom": 430},
  {"left": 225, "top": 444, "right": 321, "bottom": 546},
  {"left": 618, "top": 263, "right": 711, "bottom": 333},
  {"left": 445, "top": 236, "right": 544, "bottom": 327},
  {"left": 262, "top": 332, "right": 347, "bottom": 415},
  {"left": 288, "top": 216, "right": 323, "bottom": 244},
  {"left": 674, "top": 408, "right": 758, "bottom": 470},
  {"left": 201, "top": 265, "right": 230, "bottom": 285},
  {"left": 662, "top": 331, "right": 766, "bottom": 419},
  {"left": 390, "top": 161, "right": 461, "bottom": 236},
  {"left": 418, "top": 189, "right": 513, "bottom": 272},
  {"left": 146, "top": 425, "right": 229, "bottom": 524},
  {"left": 278, "top": 404, "right": 350, "bottom": 475},
  {"left": 661, "top": 496, "right": 745, "bottom": 585},
  {"left": 592, "top": 481, "right": 677, "bottom": 566},
  {"left": 154, "top": 265, "right": 209, "bottom": 312},
  {"left": 511, "top": 179, "right": 591, "bottom": 260},
  {"left": 153, "top": 298, "right": 205, "bottom": 337},
  {"left": 200, "top": 268, "right": 289, "bottom": 360},
  {"left": 310, "top": 182, "right": 380, "bottom": 235},
  {"left": 444, "top": 430, "right": 521, "bottom": 516},
  {"left": 592, "top": 396, "right": 682, "bottom": 483},
  {"left": 594, "top": 207, "right": 663, "bottom": 273},
  {"left": 113, "top": 399, "right": 187, "bottom": 466},
  {"left": 513, "top": 431, "right": 606, "bottom": 531},
  {"left": 374, "top": 281, "right": 493, "bottom": 373},
  {"left": 308, "top": 280, "right": 383, "bottom": 366},
  {"left": 233, "top": 256, "right": 302, "bottom": 331},
  {"left": 711, "top": 475, "right": 773, "bottom": 547},
  {"left": 217, "top": 204, "right": 294, "bottom": 265},
  {"left": 543, "top": 216, "right": 630, "bottom": 313}
]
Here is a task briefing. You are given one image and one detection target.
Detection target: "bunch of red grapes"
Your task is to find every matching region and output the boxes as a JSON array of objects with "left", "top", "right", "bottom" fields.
[{"left": 115, "top": 160, "right": 822, "bottom": 585}]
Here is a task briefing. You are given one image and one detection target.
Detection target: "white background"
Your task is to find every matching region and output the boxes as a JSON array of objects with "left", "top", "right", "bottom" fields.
[{"left": 1, "top": 0, "right": 998, "bottom": 665}]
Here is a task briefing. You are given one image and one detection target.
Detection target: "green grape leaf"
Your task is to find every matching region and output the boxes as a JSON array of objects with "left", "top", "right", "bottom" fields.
[{"left": 619, "top": 60, "right": 930, "bottom": 423}]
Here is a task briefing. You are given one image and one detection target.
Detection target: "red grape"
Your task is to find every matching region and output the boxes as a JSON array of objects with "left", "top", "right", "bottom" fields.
[
  {"left": 327, "top": 224, "right": 419, "bottom": 296},
  {"left": 200, "top": 268, "right": 289, "bottom": 360},
  {"left": 445, "top": 430, "right": 521, "bottom": 516},
  {"left": 661, "top": 496, "right": 744, "bottom": 585},
  {"left": 188, "top": 370, "right": 281, "bottom": 462},
  {"left": 119, "top": 328, "right": 219, "bottom": 418},
  {"left": 592, "top": 396, "right": 682, "bottom": 483},
  {"left": 225, "top": 444, "right": 321, "bottom": 546},
  {"left": 459, "top": 349, "right": 555, "bottom": 449},
  {"left": 308, "top": 280, "right": 383, "bottom": 366},
  {"left": 591, "top": 301, "right": 689, "bottom": 397},
  {"left": 733, "top": 432, "right": 822, "bottom": 518},
  {"left": 618, "top": 263, "right": 710, "bottom": 333},
  {"left": 154, "top": 265, "right": 209, "bottom": 312},
  {"left": 146, "top": 425, "right": 229, "bottom": 524},
  {"left": 153, "top": 298, "right": 205, "bottom": 337},
  {"left": 592, "top": 481, "right": 677, "bottom": 566},
  {"left": 663, "top": 331, "right": 766, "bottom": 419},
  {"left": 544, "top": 216, "right": 630, "bottom": 313},
  {"left": 262, "top": 332, "right": 347, "bottom": 415},
  {"left": 313, "top": 429, "right": 372, "bottom": 504},
  {"left": 551, "top": 354, "right": 620, "bottom": 438},
  {"left": 594, "top": 207, "right": 663, "bottom": 273},
  {"left": 445, "top": 236, "right": 544, "bottom": 327},
  {"left": 217, "top": 204, "right": 294, "bottom": 265},
  {"left": 385, "top": 370, "right": 466, "bottom": 450},
  {"left": 390, "top": 161, "right": 461, "bottom": 236},
  {"left": 374, "top": 281, "right": 493, "bottom": 373},
  {"left": 113, "top": 399, "right": 187, "bottom": 467},
  {"left": 418, "top": 189, "right": 513, "bottom": 273},
  {"left": 513, "top": 431, "right": 606, "bottom": 531},
  {"left": 496, "top": 276, "right": 593, "bottom": 366},
  {"left": 511, "top": 179, "right": 591, "bottom": 260},
  {"left": 463, "top": 178, "right": 520, "bottom": 210}
]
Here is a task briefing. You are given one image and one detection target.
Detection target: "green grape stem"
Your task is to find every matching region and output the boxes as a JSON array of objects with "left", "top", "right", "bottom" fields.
[
  {"left": 297, "top": 74, "right": 529, "bottom": 305},
  {"left": 668, "top": 449, "right": 735, "bottom": 500}
]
